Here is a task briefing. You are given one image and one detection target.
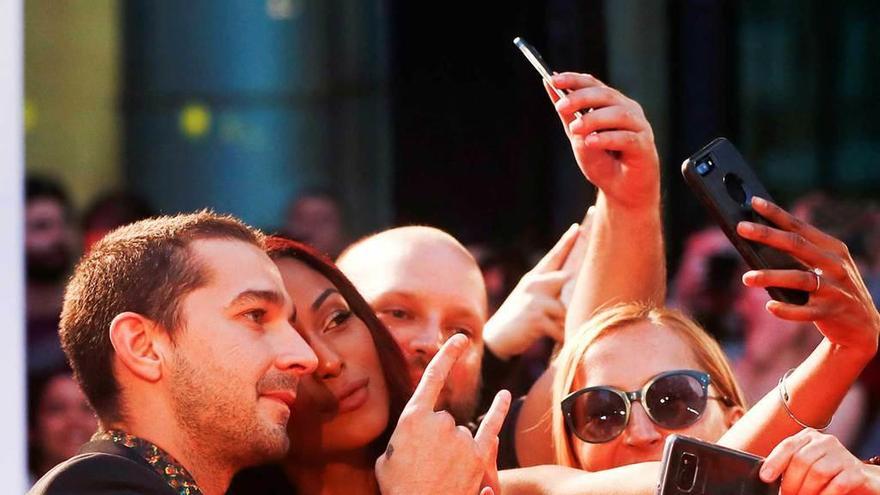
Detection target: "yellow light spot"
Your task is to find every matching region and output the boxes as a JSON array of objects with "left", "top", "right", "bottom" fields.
[
  {"left": 24, "top": 99, "right": 37, "bottom": 133},
  {"left": 179, "top": 103, "right": 211, "bottom": 139}
]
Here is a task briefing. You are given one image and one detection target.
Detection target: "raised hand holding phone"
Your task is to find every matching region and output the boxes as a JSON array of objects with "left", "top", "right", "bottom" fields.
[
  {"left": 375, "top": 334, "right": 512, "bottom": 495},
  {"left": 513, "top": 37, "right": 660, "bottom": 211}
]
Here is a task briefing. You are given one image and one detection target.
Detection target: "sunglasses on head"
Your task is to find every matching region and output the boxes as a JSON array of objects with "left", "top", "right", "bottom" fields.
[{"left": 561, "top": 369, "right": 734, "bottom": 444}]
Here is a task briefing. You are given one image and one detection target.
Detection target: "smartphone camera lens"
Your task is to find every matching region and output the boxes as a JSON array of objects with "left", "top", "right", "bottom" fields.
[
  {"left": 696, "top": 158, "right": 715, "bottom": 176},
  {"left": 676, "top": 452, "right": 699, "bottom": 492}
]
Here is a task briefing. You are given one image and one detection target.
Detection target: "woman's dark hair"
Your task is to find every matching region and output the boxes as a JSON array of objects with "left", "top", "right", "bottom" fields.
[{"left": 264, "top": 236, "right": 412, "bottom": 457}]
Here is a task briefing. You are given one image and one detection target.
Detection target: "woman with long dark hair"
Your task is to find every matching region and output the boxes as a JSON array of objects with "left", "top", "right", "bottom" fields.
[{"left": 230, "top": 237, "right": 412, "bottom": 495}]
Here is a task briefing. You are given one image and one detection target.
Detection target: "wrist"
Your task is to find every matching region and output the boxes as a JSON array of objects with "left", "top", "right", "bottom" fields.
[
  {"left": 828, "top": 337, "right": 877, "bottom": 366},
  {"left": 483, "top": 329, "right": 517, "bottom": 361},
  {"left": 596, "top": 190, "right": 661, "bottom": 220}
]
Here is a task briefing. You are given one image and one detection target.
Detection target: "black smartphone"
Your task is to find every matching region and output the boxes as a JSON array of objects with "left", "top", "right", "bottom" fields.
[
  {"left": 681, "top": 137, "right": 809, "bottom": 305},
  {"left": 513, "top": 37, "right": 583, "bottom": 118},
  {"left": 657, "top": 435, "right": 779, "bottom": 495}
]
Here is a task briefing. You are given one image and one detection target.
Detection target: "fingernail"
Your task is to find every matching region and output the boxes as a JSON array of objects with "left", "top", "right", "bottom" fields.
[
  {"left": 743, "top": 271, "right": 757, "bottom": 284},
  {"left": 585, "top": 134, "right": 600, "bottom": 145},
  {"left": 753, "top": 196, "right": 767, "bottom": 207},
  {"left": 555, "top": 97, "right": 568, "bottom": 109},
  {"left": 759, "top": 464, "right": 774, "bottom": 482},
  {"left": 569, "top": 222, "right": 579, "bottom": 232},
  {"left": 738, "top": 221, "right": 755, "bottom": 233}
]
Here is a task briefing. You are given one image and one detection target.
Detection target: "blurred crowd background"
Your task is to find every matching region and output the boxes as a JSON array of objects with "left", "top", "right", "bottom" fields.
[{"left": 23, "top": 0, "right": 880, "bottom": 483}]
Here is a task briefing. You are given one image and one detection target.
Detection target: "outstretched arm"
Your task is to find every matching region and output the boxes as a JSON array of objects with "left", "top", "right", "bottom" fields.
[
  {"left": 500, "top": 462, "right": 659, "bottom": 495},
  {"left": 513, "top": 74, "right": 666, "bottom": 465},
  {"left": 546, "top": 73, "right": 666, "bottom": 338}
]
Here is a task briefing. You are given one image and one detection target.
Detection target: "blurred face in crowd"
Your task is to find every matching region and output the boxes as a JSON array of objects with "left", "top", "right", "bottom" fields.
[
  {"left": 25, "top": 197, "right": 74, "bottom": 283},
  {"left": 286, "top": 195, "right": 344, "bottom": 256},
  {"left": 568, "top": 322, "right": 739, "bottom": 472},
  {"left": 164, "top": 239, "right": 317, "bottom": 464},
  {"left": 338, "top": 227, "right": 486, "bottom": 423},
  {"left": 275, "top": 257, "right": 391, "bottom": 457},
  {"left": 34, "top": 373, "right": 96, "bottom": 469}
]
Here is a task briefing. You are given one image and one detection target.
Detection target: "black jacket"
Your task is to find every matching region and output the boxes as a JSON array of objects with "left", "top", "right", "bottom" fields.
[{"left": 28, "top": 440, "right": 177, "bottom": 495}]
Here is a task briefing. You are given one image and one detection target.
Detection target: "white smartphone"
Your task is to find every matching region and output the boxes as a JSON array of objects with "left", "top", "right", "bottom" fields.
[{"left": 513, "top": 37, "right": 583, "bottom": 118}]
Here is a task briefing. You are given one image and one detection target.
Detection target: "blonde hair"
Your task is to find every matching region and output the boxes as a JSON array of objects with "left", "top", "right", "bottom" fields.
[{"left": 551, "top": 303, "right": 747, "bottom": 468}]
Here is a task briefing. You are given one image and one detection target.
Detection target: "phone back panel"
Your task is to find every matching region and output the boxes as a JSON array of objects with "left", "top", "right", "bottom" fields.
[
  {"left": 681, "top": 137, "right": 809, "bottom": 305},
  {"left": 657, "top": 435, "right": 779, "bottom": 495}
]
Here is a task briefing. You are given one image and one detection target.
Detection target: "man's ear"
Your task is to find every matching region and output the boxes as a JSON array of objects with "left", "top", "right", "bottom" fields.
[{"left": 108, "top": 312, "right": 166, "bottom": 382}]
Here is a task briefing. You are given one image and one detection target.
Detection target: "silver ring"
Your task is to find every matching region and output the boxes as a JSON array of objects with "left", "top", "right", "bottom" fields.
[{"left": 812, "top": 268, "right": 823, "bottom": 292}]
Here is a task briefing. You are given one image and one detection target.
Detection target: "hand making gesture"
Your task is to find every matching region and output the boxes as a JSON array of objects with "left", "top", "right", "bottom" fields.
[{"left": 376, "top": 334, "right": 512, "bottom": 495}]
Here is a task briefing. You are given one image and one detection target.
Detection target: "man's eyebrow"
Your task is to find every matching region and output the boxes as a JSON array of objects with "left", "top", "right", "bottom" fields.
[
  {"left": 225, "top": 289, "right": 287, "bottom": 311},
  {"left": 311, "top": 288, "right": 340, "bottom": 311}
]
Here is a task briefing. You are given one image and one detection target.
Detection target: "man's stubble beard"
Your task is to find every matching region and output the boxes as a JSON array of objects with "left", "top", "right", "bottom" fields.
[{"left": 169, "top": 350, "right": 291, "bottom": 469}]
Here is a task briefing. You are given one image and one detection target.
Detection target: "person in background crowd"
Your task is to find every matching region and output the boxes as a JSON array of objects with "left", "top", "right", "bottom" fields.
[
  {"left": 733, "top": 286, "right": 867, "bottom": 449},
  {"left": 25, "top": 176, "right": 78, "bottom": 374},
  {"left": 81, "top": 191, "right": 155, "bottom": 253},
  {"left": 28, "top": 366, "right": 97, "bottom": 485},
  {"left": 284, "top": 189, "right": 347, "bottom": 258}
]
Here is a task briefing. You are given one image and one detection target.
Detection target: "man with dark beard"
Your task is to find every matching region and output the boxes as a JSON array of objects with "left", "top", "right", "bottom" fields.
[
  {"left": 29, "top": 212, "right": 320, "bottom": 495},
  {"left": 25, "top": 177, "right": 77, "bottom": 374}
]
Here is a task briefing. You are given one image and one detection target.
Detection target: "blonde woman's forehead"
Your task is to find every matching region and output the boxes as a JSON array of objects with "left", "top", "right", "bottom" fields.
[{"left": 576, "top": 321, "right": 704, "bottom": 390}]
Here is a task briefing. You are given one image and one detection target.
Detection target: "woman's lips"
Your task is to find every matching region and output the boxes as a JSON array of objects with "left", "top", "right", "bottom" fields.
[{"left": 335, "top": 377, "right": 370, "bottom": 414}]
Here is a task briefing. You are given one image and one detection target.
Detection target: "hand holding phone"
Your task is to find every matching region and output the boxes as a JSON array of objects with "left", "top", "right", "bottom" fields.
[{"left": 512, "top": 36, "right": 661, "bottom": 211}]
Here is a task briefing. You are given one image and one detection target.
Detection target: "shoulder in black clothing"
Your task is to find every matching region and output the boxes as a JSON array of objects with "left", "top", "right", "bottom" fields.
[{"left": 28, "top": 441, "right": 176, "bottom": 495}]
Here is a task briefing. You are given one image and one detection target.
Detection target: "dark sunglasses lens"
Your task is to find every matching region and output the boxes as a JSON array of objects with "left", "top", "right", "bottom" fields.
[
  {"left": 645, "top": 373, "right": 708, "bottom": 429},
  {"left": 570, "top": 389, "right": 628, "bottom": 443}
]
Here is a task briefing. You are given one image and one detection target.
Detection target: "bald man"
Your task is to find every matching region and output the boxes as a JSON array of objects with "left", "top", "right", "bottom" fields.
[{"left": 337, "top": 226, "right": 489, "bottom": 423}]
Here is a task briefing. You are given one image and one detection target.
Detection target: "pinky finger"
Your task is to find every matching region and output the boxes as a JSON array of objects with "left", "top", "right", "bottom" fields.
[{"left": 766, "top": 300, "right": 825, "bottom": 321}]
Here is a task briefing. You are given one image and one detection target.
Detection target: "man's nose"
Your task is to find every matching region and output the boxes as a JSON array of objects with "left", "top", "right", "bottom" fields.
[
  {"left": 274, "top": 325, "right": 319, "bottom": 376},
  {"left": 623, "top": 402, "right": 663, "bottom": 448},
  {"left": 406, "top": 319, "right": 442, "bottom": 361}
]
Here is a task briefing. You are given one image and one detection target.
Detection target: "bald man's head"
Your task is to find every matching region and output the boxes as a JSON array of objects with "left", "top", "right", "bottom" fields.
[{"left": 337, "top": 226, "right": 486, "bottom": 423}]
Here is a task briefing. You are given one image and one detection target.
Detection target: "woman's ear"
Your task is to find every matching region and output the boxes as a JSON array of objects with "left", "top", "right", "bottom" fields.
[
  {"left": 108, "top": 312, "right": 164, "bottom": 382},
  {"left": 724, "top": 405, "right": 745, "bottom": 428}
]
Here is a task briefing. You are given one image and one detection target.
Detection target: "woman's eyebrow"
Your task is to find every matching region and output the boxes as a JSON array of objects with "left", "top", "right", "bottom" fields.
[{"left": 311, "top": 288, "right": 340, "bottom": 310}]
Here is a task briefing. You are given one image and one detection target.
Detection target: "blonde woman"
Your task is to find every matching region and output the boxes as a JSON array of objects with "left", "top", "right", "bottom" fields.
[{"left": 550, "top": 304, "right": 747, "bottom": 471}]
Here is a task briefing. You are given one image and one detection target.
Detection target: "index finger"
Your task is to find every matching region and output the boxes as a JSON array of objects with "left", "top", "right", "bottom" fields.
[
  {"left": 533, "top": 223, "right": 580, "bottom": 273},
  {"left": 475, "top": 390, "right": 512, "bottom": 452},
  {"left": 551, "top": 72, "right": 607, "bottom": 91},
  {"left": 407, "top": 333, "right": 469, "bottom": 409},
  {"left": 750, "top": 197, "right": 843, "bottom": 253}
]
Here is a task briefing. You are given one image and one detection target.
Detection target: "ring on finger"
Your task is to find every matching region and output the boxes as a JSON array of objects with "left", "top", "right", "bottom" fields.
[{"left": 812, "top": 268, "right": 823, "bottom": 292}]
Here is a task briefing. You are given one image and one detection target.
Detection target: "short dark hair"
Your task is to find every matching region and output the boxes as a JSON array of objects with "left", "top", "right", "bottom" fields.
[
  {"left": 26, "top": 176, "right": 72, "bottom": 218},
  {"left": 264, "top": 236, "right": 412, "bottom": 456},
  {"left": 60, "top": 210, "right": 263, "bottom": 423}
]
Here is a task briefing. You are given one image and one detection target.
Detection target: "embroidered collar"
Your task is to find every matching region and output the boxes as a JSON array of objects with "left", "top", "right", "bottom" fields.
[{"left": 94, "top": 430, "right": 203, "bottom": 495}]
